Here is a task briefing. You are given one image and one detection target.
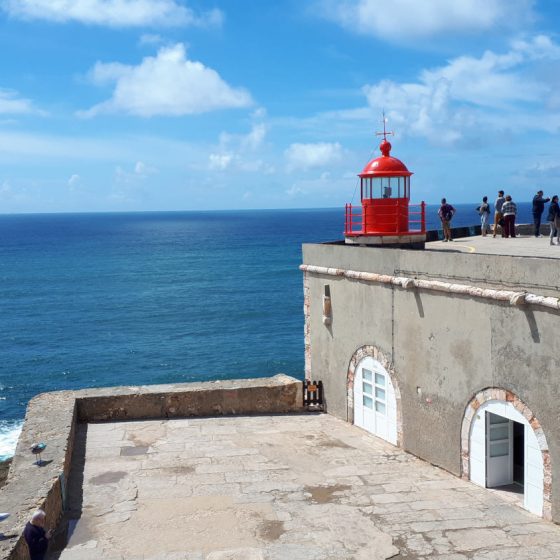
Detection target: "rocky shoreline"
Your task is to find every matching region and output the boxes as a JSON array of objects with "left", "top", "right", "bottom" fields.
[{"left": 0, "top": 458, "right": 11, "bottom": 488}]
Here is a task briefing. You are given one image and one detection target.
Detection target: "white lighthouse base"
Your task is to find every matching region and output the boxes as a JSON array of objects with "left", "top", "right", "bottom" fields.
[{"left": 344, "top": 233, "right": 426, "bottom": 248}]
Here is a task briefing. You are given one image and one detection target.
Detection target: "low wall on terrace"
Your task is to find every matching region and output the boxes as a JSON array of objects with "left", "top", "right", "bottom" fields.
[{"left": 0, "top": 374, "right": 303, "bottom": 560}]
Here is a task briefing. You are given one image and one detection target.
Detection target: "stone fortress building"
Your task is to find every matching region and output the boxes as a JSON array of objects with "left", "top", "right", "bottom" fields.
[
  {"left": 301, "top": 133, "right": 560, "bottom": 521},
  {"left": 2, "top": 133, "right": 560, "bottom": 559}
]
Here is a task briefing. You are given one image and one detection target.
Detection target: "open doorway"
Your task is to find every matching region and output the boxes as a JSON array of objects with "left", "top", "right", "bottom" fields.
[
  {"left": 513, "top": 421, "right": 525, "bottom": 487},
  {"left": 486, "top": 412, "right": 524, "bottom": 500},
  {"left": 465, "top": 393, "right": 548, "bottom": 517}
]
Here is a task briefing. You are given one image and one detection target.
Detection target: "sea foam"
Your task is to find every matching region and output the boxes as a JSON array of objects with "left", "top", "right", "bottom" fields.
[{"left": 0, "top": 421, "right": 23, "bottom": 461}]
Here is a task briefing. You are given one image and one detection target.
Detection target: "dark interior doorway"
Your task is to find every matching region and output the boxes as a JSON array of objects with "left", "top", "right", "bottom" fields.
[{"left": 513, "top": 421, "right": 525, "bottom": 487}]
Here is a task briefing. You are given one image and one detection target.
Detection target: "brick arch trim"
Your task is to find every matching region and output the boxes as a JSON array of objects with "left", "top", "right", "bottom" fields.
[
  {"left": 460, "top": 387, "right": 552, "bottom": 520},
  {"left": 346, "top": 345, "right": 403, "bottom": 447}
]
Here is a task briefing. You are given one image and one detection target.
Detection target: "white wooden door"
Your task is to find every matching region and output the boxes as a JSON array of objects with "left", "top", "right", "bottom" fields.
[
  {"left": 354, "top": 364, "right": 375, "bottom": 433},
  {"left": 469, "top": 409, "right": 486, "bottom": 487},
  {"left": 469, "top": 400, "right": 545, "bottom": 517},
  {"left": 373, "top": 369, "right": 388, "bottom": 440},
  {"left": 524, "top": 425, "right": 544, "bottom": 515},
  {"left": 486, "top": 412, "right": 513, "bottom": 488},
  {"left": 353, "top": 357, "right": 397, "bottom": 445}
]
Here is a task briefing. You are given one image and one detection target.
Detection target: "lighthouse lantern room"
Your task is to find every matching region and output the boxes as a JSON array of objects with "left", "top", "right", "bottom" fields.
[{"left": 345, "top": 123, "right": 426, "bottom": 247}]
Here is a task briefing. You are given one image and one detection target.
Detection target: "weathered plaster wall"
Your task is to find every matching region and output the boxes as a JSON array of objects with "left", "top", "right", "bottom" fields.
[
  {"left": 0, "top": 375, "right": 303, "bottom": 560},
  {"left": 302, "top": 242, "right": 560, "bottom": 520}
]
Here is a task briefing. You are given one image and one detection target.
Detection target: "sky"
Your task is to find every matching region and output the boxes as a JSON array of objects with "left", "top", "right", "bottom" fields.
[{"left": 1, "top": 0, "right": 560, "bottom": 213}]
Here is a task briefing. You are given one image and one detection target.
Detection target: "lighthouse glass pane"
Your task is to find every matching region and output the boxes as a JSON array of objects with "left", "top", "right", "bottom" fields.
[
  {"left": 375, "top": 372, "right": 385, "bottom": 386},
  {"left": 375, "top": 401, "right": 386, "bottom": 414},
  {"left": 373, "top": 178, "right": 381, "bottom": 197},
  {"left": 363, "top": 395, "right": 374, "bottom": 409},
  {"left": 363, "top": 382, "right": 372, "bottom": 395},
  {"left": 375, "top": 387, "right": 386, "bottom": 401},
  {"left": 363, "top": 369, "right": 373, "bottom": 382},
  {"left": 361, "top": 178, "right": 372, "bottom": 199}
]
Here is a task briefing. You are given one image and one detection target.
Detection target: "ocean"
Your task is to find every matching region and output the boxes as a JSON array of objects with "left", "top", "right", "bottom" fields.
[{"left": 0, "top": 202, "right": 537, "bottom": 459}]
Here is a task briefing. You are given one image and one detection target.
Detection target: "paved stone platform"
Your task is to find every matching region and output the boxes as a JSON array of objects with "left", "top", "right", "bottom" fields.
[
  {"left": 427, "top": 234, "right": 560, "bottom": 259},
  {"left": 54, "top": 414, "right": 560, "bottom": 559}
]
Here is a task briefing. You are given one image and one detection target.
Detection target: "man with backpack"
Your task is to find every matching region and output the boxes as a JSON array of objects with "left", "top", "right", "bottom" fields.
[{"left": 438, "top": 198, "right": 456, "bottom": 242}]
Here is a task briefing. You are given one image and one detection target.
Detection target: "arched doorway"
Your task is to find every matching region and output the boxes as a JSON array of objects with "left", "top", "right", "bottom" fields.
[
  {"left": 347, "top": 346, "right": 401, "bottom": 446},
  {"left": 461, "top": 388, "right": 551, "bottom": 519}
]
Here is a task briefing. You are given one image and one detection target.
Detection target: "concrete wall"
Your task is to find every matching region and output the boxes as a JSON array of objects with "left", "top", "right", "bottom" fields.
[
  {"left": 0, "top": 375, "right": 303, "bottom": 560},
  {"left": 302, "top": 242, "right": 560, "bottom": 520}
]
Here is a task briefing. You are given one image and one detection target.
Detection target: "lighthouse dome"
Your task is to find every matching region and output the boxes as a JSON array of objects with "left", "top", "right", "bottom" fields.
[{"left": 359, "top": 139, "right": 412, "bottom": 178}]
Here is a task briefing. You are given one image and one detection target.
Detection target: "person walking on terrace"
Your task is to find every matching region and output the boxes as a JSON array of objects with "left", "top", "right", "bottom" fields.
[
  {"left": 532, "top": 190, "right": 551, "bottom": 237},
  {"left": 502, "top": 195, "right": 517, "bottom": 238},
  {"left": 547, "top": 195, "right": 560, "bottom": 245},
  {"left": 23, "top": 510, "right": 52, "bottom": 560},
  {"left": 438, "top": 198, "right": 456, "bottom": 242},
  {"left": 493, "top": 190, "right": 505, "bottom": 237},
  {"left": 478, "top": 196, "right": 491, "bottom": 236}
]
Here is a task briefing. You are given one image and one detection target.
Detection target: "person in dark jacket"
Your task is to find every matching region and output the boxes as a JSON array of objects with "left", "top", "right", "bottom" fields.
[
  {"left": 547, "top": 195, "right": 560, "bottom": 245},
  {"left": 532, "top": 190, "right": 551, "bottom": 237},
  {"left": 23, "top": 510, "right": 51, "bottom": 560}
]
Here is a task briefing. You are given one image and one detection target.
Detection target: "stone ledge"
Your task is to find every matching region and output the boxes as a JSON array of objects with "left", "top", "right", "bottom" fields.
[{"left": 0, "top": 374, "right": 303, "bottom": 560}]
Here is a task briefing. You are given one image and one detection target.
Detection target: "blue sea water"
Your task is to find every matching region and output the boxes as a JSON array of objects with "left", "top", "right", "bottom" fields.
[{"left": 0, "top": 203, "right": 536, "bottom": 459}]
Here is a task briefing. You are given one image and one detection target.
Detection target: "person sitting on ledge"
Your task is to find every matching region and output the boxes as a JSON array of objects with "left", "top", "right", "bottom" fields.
[{"left": 23, "top": 510, "right": 52, "bottom": 560}]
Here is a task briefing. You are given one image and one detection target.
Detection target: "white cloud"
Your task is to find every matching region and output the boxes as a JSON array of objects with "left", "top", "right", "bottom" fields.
[
  {"left": 208, "top": 122, "right": 270, "bottom": 172},
  {"left": 81, "top": 43, "right": 252, "bottom": 117},
  {"left": 523, "top": 162, "right": 560, "bottom": 179},
  {"left": 3, "top": 0, "right": 224, "bottom": 28},
  {"left": 218, "top": 123, "right": 267, "bottom": 153},
  {"left": 0, "top": 88, "right": 42, "bottom": 115},
  {"left": 139, "top": 33, "right": 163, "bottom": 46},
  {"left": 116, "top": 160, "right": 157, "bottom": 182},
  {"left": 361, "top": 35, "right": 560, "bottom": 145},
  {"left": 285, "top": 142, "right": 343, "bottom": 171},
  {"left": 319, "top": 0, "right": 534, "bottom": 41},
  {"left": 285, "top": 184, "right": 305, "bottom": 198},
  {"left": 208, "top": 153, "right": 233, "bottom": 171},
  {"left": 134, "top": 160, "right": 157, "bottom": 176},
  {"left": 68, "top": 174, "right": 80, "bottom": 188}
]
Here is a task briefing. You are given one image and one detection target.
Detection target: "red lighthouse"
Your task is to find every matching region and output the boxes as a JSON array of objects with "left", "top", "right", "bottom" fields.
[{"left": 344, "top": 124, "right": 426, "bottom": 247}]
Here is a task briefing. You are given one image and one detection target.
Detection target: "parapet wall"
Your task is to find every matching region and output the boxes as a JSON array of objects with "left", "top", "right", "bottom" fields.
[{"left": 0, "top": 374, "right": 303, "bottom": 560}]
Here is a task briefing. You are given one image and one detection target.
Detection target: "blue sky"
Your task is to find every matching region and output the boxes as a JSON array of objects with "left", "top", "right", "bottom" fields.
[{"left": 1, "top": 0, "right": 560, "bottom": 212}]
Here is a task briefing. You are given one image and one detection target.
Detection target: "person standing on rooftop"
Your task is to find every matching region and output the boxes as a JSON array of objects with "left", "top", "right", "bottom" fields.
[
  {"left": 532, "top": 189, "right": 551, "bottom": 237},
  {"left": 438, "top": 198, "right": 456, "bottom": 242},
  {"left": 502, "top": 195, "right": 517, "bottom": 238},
  {"left": 547, "top": 195, "right": 560, "bottom": 245},
  {"left": 493, "top": 190, "right": 505, "bottom": 238},
  {"left": 478, "top": 196, "right": 491, "bottom": 237}
]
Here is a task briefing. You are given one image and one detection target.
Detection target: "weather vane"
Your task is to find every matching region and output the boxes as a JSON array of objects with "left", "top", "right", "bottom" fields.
[{"left": 375, "top": 110, "right": 394, "bottom": 141}]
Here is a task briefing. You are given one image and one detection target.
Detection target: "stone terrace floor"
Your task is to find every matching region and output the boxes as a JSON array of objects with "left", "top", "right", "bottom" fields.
[
  {"left": 52, "top": 414, "right": 560, "bottom": 560},
  {"left": 427, "top": 234, "right": 560, "bottom": 259}
]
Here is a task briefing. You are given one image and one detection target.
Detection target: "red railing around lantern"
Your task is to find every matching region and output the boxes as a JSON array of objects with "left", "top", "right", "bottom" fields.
[{"left": 345, "top": 201, "right": 426, "bottom": 236}]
